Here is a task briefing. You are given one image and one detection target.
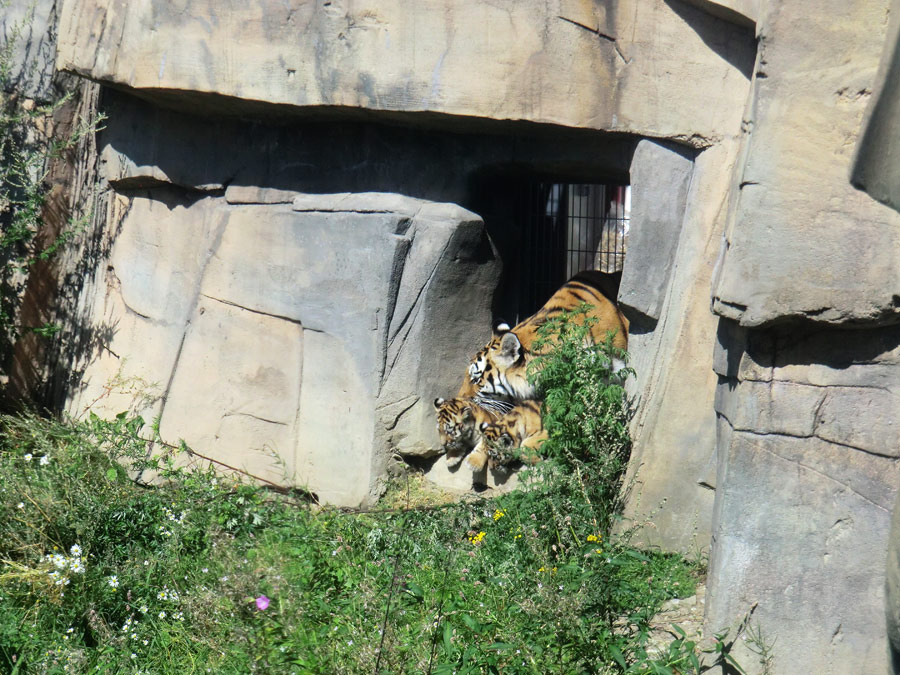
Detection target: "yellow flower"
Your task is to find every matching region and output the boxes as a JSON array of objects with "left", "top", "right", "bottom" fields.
[
  {"left": 594, "top": 548, "right": 603, "bottom": 555},
  {"left": 538, "top": 567, "right": 545, "bottom": 572},
  {"left": 493, "top": 509, "right": 506, "bottom": 521},
  {"left": 586, "top": 534, "right": 602, "bottom": 543},
  {"left": 468, "top": 531, "right": 486, "bottom": 545}
]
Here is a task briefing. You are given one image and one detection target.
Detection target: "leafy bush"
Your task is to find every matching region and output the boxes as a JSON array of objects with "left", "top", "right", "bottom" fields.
[
  {"left": 529, "top": 303, "right": 634, "bottom": 536},
  {"left": 0, "top": 3, "right": 103, "bottom": 376},
  {"left": 0, "top": 298, "right": 739, "bottom": 672}
]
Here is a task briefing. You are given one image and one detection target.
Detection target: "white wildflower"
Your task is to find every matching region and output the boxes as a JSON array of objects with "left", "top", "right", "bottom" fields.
[
  {"left": 107, "top": 575, "right": 119, "bottom": 588},
  {"left": 23, "top": 454, "right": 32, "bottom": 462},
  {"left": 39, "top": 455, "right": 50, "bottom": 466}
]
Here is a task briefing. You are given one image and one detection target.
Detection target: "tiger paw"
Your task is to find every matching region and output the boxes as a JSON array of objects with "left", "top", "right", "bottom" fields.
[
  {"left": 466, "top": 452, "right": 488, "bottom": 471},
  {"left": 445, "top": 452, "right": 465, "bottom": 468}
]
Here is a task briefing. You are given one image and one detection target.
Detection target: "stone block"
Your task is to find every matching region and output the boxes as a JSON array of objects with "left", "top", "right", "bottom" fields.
[
  {"left": 620, "top": 142, "right": 738, "bottom": 553},
  {"left": 224, "top": 186, "right": 298, "bottom": 204},
  {"left": 714, "top": 379, "right": 824, "bottom": 438},
  {"left": 770, "top": 322, "right": 900, "bottom": 389},
  {"left": 292, "top": 192, "right": 427, "bottom": 216},
  {"left": 294, "top": 330, "right": 373, "bottom": 505},
  {"left": 109, "top": 192, "right": 221, "bottom": 325},
  {"left": 56, "top": 0, "right": 752, "bottom": 144},
  {"left": 158, "top": 297, "right": 303, "bottom": 486},
  {"left": 376, "top": 213, "right": 495, "bottom": 458},
  {"left": 71, "top": 188, "right": 499, "bottom": 506},
  {"left": 712, "top": 0, "right": 900, "bottom": 327},
  {"left": 619, "top": 139, "right": 694, "bottom": 323},
  {"left": 200, "top": 204, "right": 407, "bottom": 382},
  {"left": 65, "top": 268, "right": 176, "bottom": 424},
  {"left": 706, "top": 428, "right": 897, "bottom": 673},
  {"left": 815, "top": 387, "right": 900, "bottom": 457}
]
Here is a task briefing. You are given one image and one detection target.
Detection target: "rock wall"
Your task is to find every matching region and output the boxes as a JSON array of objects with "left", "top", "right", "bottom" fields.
[
  {"left": 704, "top": 1, "right": 900, "bottom": 672},
  {"left": 708, "top": 322, "right": 900, "bottom": 672},
  {"left": 3, "top": 0, "right": 897, "bottom": 670},
  {"left": 0, "top": 0, "right": 57, "bottom": 100},
  {"left": 54, "top": 0, "right": 750, "bottom": 145},
  {"left": 43, "top": 0, "right": 754, "bottom": 511}
]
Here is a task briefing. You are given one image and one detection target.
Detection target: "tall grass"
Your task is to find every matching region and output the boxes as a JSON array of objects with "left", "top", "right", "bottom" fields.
[{"left": 0, "top": 307, "right": 728, "bottom": 673}]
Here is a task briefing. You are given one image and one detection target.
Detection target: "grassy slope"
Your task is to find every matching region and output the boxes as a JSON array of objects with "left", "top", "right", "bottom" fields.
[{"left": 0, "top": 412, "right": 704, "bottom": 674}]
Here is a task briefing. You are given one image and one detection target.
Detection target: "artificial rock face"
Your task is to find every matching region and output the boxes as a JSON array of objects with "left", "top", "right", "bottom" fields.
[
  {"left": 2, "top": 0, "right": 895, "bottom": 671},
  {"left": 66, "top": 189, "right": 500, "bottom": 505}
]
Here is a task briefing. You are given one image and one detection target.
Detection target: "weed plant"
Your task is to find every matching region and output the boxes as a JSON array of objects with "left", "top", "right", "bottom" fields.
[
  {"left": 0, "top": 306, "right": 727, "bottom": 673},
  {"left": 0, "top": 2, "right": 103, "bottom": 374}
]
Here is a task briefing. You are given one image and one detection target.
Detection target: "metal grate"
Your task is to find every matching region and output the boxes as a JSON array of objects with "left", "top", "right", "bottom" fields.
[{"left": 515, "top": 182, "right": 630, "bottom": 319}]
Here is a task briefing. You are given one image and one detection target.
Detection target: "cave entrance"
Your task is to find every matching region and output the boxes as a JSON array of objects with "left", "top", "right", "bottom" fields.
[{"left": 473, "top": 177, "right": 630, "bottom": 324}]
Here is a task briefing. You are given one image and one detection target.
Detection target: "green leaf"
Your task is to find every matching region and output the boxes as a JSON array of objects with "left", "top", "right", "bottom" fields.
[
  {"left": 610, "top": 645, "right": 626, "bottom": 668},
  {"left": 486, "top": 642, "right": 513, "bottom": 651},
  {"left": 460, "top": 613, "right": 483, "bottom": 633},
  {"left": 442, "top": 622, "right": 453, "bottom": 655},
  {"left": 105, "top": 467, "right": 118, "bottom": 482},
  {"left": 690, "top": 652, "right": 701, "bottom": 671},
  {"left": 403, "top": 581, "right": 424, "bottom": 600}
]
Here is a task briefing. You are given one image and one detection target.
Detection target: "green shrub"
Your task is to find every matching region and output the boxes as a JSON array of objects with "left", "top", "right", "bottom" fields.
[
  {"left": 528, "top": 302, "right": 633, "bottom": 536},
  {"left": 0, "top": 3, "right": 103, "bottom": 375},
  {"left": 0, "top": 298, "right": 734, "bottom": 673}
]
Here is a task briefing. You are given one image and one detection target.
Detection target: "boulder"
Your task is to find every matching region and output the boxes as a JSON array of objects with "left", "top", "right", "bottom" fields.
[
  {"left": 712, "top": 0, "right": 900, "bottom": 327},
  {"left": 67, "top": 191, "right": 500, "bottom": 506}
]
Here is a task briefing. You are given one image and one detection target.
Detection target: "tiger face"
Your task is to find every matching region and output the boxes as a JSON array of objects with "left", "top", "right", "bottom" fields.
[
  {"left": 433, "top": 397, "right": 498, "bottom": 467},
  {"left": 458, "top": 321, "right": 533, "bottom": 403},
  {"left": 462, "top": 272, "right": 629, "bottom": 403}
]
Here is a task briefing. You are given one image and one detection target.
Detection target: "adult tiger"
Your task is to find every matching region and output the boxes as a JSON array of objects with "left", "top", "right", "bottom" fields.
[{"left": 463, "top": 270, "right": 628, "bottom": 402}]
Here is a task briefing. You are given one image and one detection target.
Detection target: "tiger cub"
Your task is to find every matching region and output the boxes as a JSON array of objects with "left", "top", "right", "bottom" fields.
[
  {"left": 465, "top": 271, "right": 628, "bottom": 402},
  {"left": 467, "top": 400, "right": 547, "bottom": 472},
  {"left": 433, "top": 397, "right": 500, "bottom": 467}
]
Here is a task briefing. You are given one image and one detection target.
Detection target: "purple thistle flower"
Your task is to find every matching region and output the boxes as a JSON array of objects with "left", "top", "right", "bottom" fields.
[{"left": 255, "top": 595, "right": 270, "bottom": 611}]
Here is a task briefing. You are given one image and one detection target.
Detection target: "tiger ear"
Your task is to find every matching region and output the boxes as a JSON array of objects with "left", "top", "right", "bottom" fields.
[
  {"left": 497, "top": 332, "right": 522, "bottom": 367},
  {"left": 480, "top": 421, "right": 490, "bottom": 432},
  {"left": 493, "top": 320, "right": 512, "bottom": 335},
  {"left": 434, "top": 397, "right": 445, "bottom": 410},
  {"left": 462, "top": 407, "right": 473, "bottom": 421}
]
